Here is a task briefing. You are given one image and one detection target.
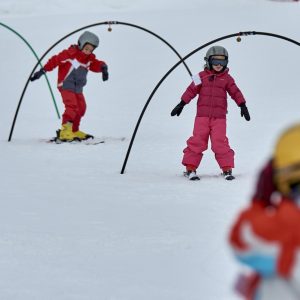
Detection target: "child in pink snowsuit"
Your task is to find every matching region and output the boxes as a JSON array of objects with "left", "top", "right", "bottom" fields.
[{"left": 171, "top": 45, "right": 250, "bottom": 180}]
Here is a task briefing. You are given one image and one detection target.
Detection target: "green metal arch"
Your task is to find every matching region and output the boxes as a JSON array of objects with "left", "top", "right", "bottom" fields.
[{"left": 0, "top": 22, "right": 60, "bottom": 119}]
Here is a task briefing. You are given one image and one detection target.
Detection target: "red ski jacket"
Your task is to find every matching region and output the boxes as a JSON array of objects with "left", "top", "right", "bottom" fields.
[
  {"left": 230, "top": 199, "right": 300, "bottom": 278},
  {"left": 181, "top": 68, "right": 246, "bottom": 119},
  {"left": 43, "top": 45, "right": 107, "bottom": 93}
]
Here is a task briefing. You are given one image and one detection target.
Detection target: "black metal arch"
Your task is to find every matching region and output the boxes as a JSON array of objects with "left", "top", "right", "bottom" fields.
[
  {"left": 8, "top": 21, "right": 192, "bottom": 141},
  {"left": 120, "top": 31, "right": 300, "bottom": 174}
]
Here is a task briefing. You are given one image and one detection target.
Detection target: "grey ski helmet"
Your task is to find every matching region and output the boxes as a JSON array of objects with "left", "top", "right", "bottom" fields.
[
  {"left": 204, "top": 45, "right": 228, "bottom": 69},
  {"left": 78, "top": 31, "right": 99, "bottom": 50}
]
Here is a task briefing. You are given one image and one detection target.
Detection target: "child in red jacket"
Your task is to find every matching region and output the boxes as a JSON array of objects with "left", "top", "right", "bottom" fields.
[
  {"left": 171, "top": 45, "right": 250, "bottom": 180},
  {"left": 31, "top": 31, "right": 108, "bottom": 141},
  {"left": 229, "top": 124, "right": 300, "bottom": 300}
]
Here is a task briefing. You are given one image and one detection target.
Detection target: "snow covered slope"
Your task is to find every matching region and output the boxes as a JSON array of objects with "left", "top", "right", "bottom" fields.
[{"left": 0, "top": 0, "right": 300, "bottom": 299}]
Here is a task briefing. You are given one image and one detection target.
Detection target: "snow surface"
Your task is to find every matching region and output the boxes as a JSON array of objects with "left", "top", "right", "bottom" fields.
[{"left": 1, "top": 0, "right": 300, "bottom": 299}]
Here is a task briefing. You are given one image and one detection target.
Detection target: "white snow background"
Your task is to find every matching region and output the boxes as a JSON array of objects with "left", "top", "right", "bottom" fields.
[{"left": 0, "top": 0, "right": 300, "bottom": 299}]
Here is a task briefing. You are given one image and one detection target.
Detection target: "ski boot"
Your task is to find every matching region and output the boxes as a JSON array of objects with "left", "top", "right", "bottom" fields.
[
  {"left": 222, "top": 169, "right": 235, "bottom": 181},
  {"left": 56, "top": 122, "right": 76, "bottom": 142},
  {"left": 73, "top": 130, "right": 94, "bottom": 141},
  {"left": 184, "top": 170, "right": 200, "bottom": 181}
]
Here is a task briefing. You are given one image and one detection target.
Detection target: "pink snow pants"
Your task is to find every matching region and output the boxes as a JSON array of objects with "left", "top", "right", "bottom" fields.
[
  {"left": 60, "top": 89, "right": 86, "bottom": 132},
  {"left": 182, "top": 117, "right": 235, "bottom": 169}
]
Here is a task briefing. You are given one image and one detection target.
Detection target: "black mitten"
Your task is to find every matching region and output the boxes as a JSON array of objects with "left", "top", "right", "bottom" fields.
[
  {"left": 240, "top": 103, "right": 250, "bottom": 121},
  {"left": 30, "top": 68, "right": 46, "bottom": 81},
  {"left": 171, "top": 100, "right": 186, "bottom": 117},
  {"left": 102, "top": 65, "right": 109, "bottom": 81}
]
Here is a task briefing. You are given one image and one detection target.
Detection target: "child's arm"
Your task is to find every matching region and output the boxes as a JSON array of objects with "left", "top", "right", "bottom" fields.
[
  {"left": 89, "top": 57, "right": 107, "bottom": 73},
  {"left": 43, "top": 48, "right": 74, "bottom": 72},
  {"left": 30, "top": 47, "right": 74, "bottom": 81},
  {"left": 226, "top": 75, "right": 246, "bottom": 106},
  {"left": 171, "top": 80, "right": 200, "bottom": 117},
  {"left": 89, "top": 57, "right": 108, "bottom": 81},
  {"left": 227, "top": 75, "right": 250, "bottom": 121},
  {"left": 181, "top": 81, "right": 200, "bottom": 104}
]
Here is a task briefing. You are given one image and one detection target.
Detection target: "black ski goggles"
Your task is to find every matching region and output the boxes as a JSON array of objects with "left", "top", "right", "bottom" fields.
[{"left": 210, "top": 58, "right": 228, "bottom": 66}]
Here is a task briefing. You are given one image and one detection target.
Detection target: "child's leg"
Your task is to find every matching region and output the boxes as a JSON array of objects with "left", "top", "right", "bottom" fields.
[
  {"left": 60, "top": 89, "right": 79, "bottom": 125},
  {"left": 72, "top": 93, "right": 86, "bottom": 132},
  {"left": 210, "top": 118, "right": 235, "bottom": 169},
  {"left": 182, "top": 116, "right": 210, "bottom": 169}
]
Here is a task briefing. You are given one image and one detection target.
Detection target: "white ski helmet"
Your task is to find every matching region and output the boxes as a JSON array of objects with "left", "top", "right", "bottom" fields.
[
  {"left": 78, "top": 31, "right": 99, "bottom": 50},
  {"left": 204, "top": 45, "right": 229, "bottom": 69}
]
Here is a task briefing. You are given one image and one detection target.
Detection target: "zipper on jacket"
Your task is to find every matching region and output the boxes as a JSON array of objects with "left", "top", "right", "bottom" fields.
[{"left": 209, "top": 74, "right": 216, "bottom": 118}]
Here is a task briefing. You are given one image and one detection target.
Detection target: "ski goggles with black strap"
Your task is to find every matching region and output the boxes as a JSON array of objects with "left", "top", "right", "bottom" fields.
[{"left": 210, "top": 58, "right": 228, "bottom": 66}]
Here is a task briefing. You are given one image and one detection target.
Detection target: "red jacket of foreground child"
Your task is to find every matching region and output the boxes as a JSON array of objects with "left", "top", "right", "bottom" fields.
[
  {"left": 229, "top": 198, "right": 300, "bottom": 299},
  {"left": 43, "top": 45, "right": 106, "bottom": 93},
  {"left": 181, "top": 68, "right": 246, "bottom": 119},
  {"left": 230, "top": 199, "right": 300, "bottom": 277}
]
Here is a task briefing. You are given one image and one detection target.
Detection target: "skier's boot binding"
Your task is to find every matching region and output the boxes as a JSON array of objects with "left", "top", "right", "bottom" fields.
[
  {"left": 58, "top": 122, "right": 76, "bottom": 142},
  {"left": 185, "top": 170, "right": 200, "bottom": 181},
  {"left": 222, "top": 169, "right": 235, "bottom": 180},
  {"left": 73, "top": 130, "right": 94, "bottom": 141}
]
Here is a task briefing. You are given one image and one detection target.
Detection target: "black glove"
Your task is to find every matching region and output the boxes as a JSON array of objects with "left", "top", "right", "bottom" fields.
[
  {"left": 240, "top": 103, "right": 250, "bottom": 121},
  {"left": 30, "top": 68, "right": 46, "bottom": 81},
  {"left": 102, "top": 65, "right": 109, "bottom": 81},
  {"left": 171, "top": 100, "right": 186, "bottom": 117}
]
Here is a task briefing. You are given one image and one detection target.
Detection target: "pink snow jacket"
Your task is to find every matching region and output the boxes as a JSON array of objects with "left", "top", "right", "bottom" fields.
[{"left": 181, "top": 68, "right": 246, "bottom": 119}]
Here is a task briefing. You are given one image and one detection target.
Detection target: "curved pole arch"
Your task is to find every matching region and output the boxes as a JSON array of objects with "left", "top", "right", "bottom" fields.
[
  {"left": 8, "top": 21, "right": 192, "bottom": 141},
  {"left": 120, "top": 31, "right": 300, "bottom": 174},
  {"left": 0, "top": 22, "right": 60, "bottom": 119}
]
